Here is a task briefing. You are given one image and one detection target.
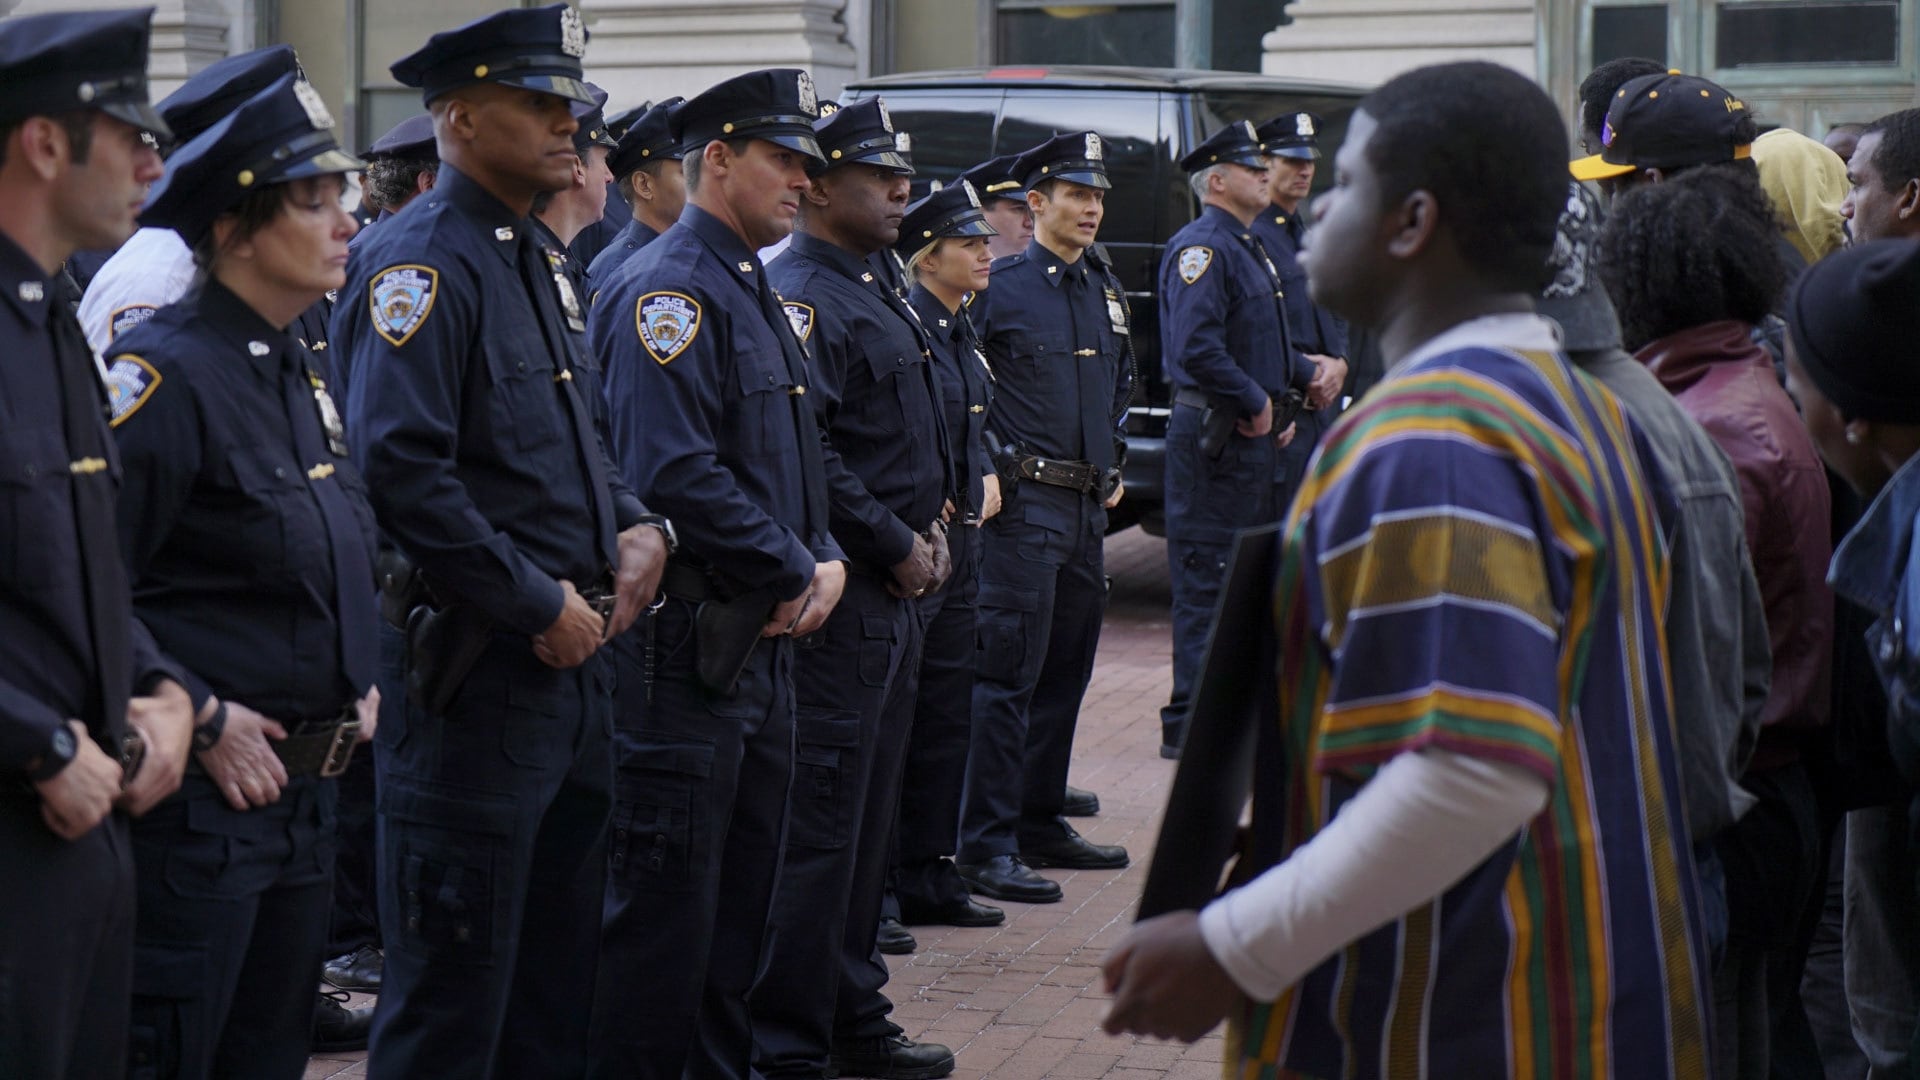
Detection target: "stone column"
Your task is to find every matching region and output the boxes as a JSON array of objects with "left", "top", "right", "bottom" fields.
[
  {"left": 580, "top": 0, "right": 861, "bottom": 113},
  {"left": 1261, "top": 0, "right": 1539, "bottom": 87}
]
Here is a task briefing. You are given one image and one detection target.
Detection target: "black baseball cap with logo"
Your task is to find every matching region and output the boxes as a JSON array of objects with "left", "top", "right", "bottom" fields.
[{"left": 1570, "top": 70, "right": 1753, "bottom": 182}]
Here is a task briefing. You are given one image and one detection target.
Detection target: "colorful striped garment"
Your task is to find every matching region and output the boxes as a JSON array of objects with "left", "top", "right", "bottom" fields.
[{"left": 1232, "top": 317, "right": 1712, "bottom": 1079}]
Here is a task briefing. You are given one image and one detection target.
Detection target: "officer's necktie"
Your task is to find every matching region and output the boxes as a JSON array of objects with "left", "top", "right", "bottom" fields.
[
  {"left": 50, "top": 305, "right": 132, "bottom": 740},
  {"left": 280, "top": 347, "right": 379, "bottom": 699},
  {"left": 1243, "top": 232, "right": 1297, "bottom": 388},
  {"left": 752, "top": 270, "right": 832, "bottom": 548},
  {"left": 1065, "top": 263, "right": 1108, "bottom": 472},
  {"left": 516, "top": 229, "right": 618, "bottom": 571}
]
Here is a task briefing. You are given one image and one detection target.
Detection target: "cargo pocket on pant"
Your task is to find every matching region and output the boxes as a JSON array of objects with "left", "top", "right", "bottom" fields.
[
  {"left": 857, "top": 611, "right": 898, "bottom": 689},
  {"left": 789, "top": 707, "right": 861, "bottom": 850},
  {"left": 127, "top": 942, "right": 207, "bottom": 1080},
  {"left": 610, "top": 737, "right": 714, "bottom": 893},
  {"left": 974, "top": 581, "right": 1040, "bottom": 687},
  {"left": 380, "top": 782, "right": 517, "bottom": 966}
]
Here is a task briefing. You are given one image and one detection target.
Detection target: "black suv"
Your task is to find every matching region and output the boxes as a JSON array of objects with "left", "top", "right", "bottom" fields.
[{"left": 844, "top": 66, "right": 1367, "bottom": 534}]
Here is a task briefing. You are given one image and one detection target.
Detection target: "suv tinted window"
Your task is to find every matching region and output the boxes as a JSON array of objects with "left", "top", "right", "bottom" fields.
[
  {"left": 992, "top": 90, "right": 1166, "bottom": 249},
  {"left": 873, "top": 89, "right": 1004, "bottom": 189},
  {"left": 1192, "top": 90, "right": 1360, "bottom": 203}
]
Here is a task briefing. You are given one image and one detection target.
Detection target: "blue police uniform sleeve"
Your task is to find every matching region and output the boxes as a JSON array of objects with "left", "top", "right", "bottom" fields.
[
  {"left": 600, "top": 278, "right": 817, "bottom": 602},
  {"left": 344, "top": 257, "right": 567, "bottom": 636},
  {"left": 1160, "top": 240, "right": 1268, "bottom": 417}
]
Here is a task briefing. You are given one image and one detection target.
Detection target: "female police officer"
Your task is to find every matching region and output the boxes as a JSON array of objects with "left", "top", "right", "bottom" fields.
[{"left": 101, "top": 71, "right": 380, "bottom": 1078}]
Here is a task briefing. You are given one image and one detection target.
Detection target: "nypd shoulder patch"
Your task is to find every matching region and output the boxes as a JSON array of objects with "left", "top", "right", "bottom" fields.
[
  {"left": 108, "top": 304, "right": 158, "bottom": 341},
  {"left": 636, "top": 291, "right": 702, "bottom": 365},
  {"left": 1177, "top": 246, "right": 1213, "bottom": 285},
  {"left": 781, "top": 302, "right": 814, "bottom": 344},
  {"left": 104, "top": 355, "right": 161, "bottom": 427},
  {"left": 369, "top": 264, "right": 439, "bottom": 348}
]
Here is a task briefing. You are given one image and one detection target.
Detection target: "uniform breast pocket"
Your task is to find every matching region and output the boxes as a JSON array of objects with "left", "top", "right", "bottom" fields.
[
  {"left": 1000, "top": 328, "right": 1070, "bottom": 395},
  {"left": 0, "top": 425, "right": 75, "bottom": 588},
  {"left": 732, "top": 350, "right": 795, "bottom": 460},
  {"left": 484, "top": 334, "right": 569, "bottom": 453},
  {"left": 223, "top": 447, "right": 316, "bottom": 579},
  {"left": 863, "top": 346, "right": 926, "bottom": 426}
]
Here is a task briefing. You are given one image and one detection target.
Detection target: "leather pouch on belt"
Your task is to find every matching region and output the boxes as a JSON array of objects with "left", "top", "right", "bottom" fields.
[
  {"left": 1198, "top": 402, "right": 1236, "bottom": 461},
  {"left": 694, "top": 589, "right": 777, "bottom": 697},
  {"left": 405, "top": 603, "right": 494, "bottom": 715}
]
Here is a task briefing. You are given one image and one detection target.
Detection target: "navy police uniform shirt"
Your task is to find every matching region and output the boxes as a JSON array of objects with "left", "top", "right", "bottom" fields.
[
  {"left": 908, "top": 283, "right": 993, "bottom": 521},
  {"left": 1251, "top": 205, "right": 1349, "bottom": 363},
  {"left": 107, "top": 279, "right": 378, "bottom": 719},
  {"left": 976, "top": 239, "right": 1130, "bottom": 473},
  {"left": 336, "top": 163, "right": 643, "bottom": 636},
  {"left": 584, "top": 217, "right": 659, "bottom": 309},
  {"left": 596, "top": 205, "right": 843, "bottom": 602},
  {"left": 769, "top": 233, "right": 951, "bottom": 568},
  {"left": 0, "top": 232, "right": 181, "bottom": 769},
  {"left": 1160, "top": 204, "right": 1299, "bottom": 414}
]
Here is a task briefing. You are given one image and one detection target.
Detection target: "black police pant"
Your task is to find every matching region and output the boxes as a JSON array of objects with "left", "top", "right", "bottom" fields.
[
  {"left": 754, "top": 570, "right": 919, "bottom": 1076},
  {"left": 326, "top": 620, "right": 404, "bottom": 958},
  {"left": 0, "top": 794, "right": 134, "bottom": 1080},
  {"left": 959, "top": 484, "right": 1107, "bottom": 863},
  {"left": 892, "top": 522, "right": 982, "bottom": 912},
  {"left": 1159, "top": 403, "right": 1286, "bottom": 746},
  {"left": 368, "top": 633, "right": 612, "bottom": 1080},
  {"left": 128, "top": 772, "right": 336, "bottom": 1079},
  {"left": 590, "top": 600, "right": 794, "bottom": 1080}
]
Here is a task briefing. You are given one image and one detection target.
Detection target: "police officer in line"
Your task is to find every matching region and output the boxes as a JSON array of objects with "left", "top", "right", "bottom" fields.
[
  {"left": 531, "top": 82, "right": 618, "bottom": 307},
  {"left": 588, "top": 68, "right": 845, "bottom": 1080},
  {"left": 887, "top": 180, "right": 1008, "bottom": 937},
  {"left": 1253, "top": 111, "right": 1350, "bottom": 486},
  {"left": 1156, "top": 121, "right": 1303, "bottom": 760},
  {"left": 77, "top": 43, "right": 299, "bottom": 357},
  {"left": 353, "top": 112, "right": 438, "bottom": 237},
  {"left": 758, "top": 97, "right": 958, "bottom": 1080},
  {"left": 958, "top": 132, "right": 1133, "bottom": 905},
  {"left": 0, "top": 12, "right": 198, "bottom": 1075},
  {"left": 584, "top": 95, "right": 685, "bottom": 304},
  {"left": 957, "top": 153, "right": 1035, "bottom": 261},
  {"left": 102, "top": 72, "right": 380, "bottom": 1075},
  {"left": 336, "top": 5, "right": 671, "bottom": 1075}
]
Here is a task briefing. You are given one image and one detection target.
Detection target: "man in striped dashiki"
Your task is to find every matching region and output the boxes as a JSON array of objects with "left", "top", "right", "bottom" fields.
[{"left": 1102, "top": 61, "right": 1715, "bottom": 1079}]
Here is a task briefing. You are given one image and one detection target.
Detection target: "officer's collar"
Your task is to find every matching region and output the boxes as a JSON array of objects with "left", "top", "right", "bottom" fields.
[
  {"left": 433, "top": 165, "right": 529, "bottom": 267},
  {"left": 1026, "top": 237, "right": 1085, "bottom": 289},
  {"left": 0, "top": 231, "right": 54, "bottom": 328},
  {"left": 906, "top": 283, "right": 966, "bottom": 341},
  {"left": 191, "top": 275, "right": 297, "bottom": 377},
  {"left": 790, "top": 231, "right": 884, "bottom": 287},
  {"left": 681, "top": 204, "right": 765, "bottom": 289},
  {"left": 625, "top": 218, "right": 659, "bottom": 247},
  {"left": 527, "top": 213, "right": 566, "bottom": 255},
  {"left": 1198, "top": 203, "right": 1244, "bottom": 232}
]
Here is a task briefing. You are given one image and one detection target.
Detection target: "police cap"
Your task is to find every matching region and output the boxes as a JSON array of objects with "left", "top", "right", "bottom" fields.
[
  {"left": 365, "top": 113, "right": 436, "bottom": 161},
  {"left": 1256, "top": 112, "right": 1322, "bottom": 161},
  {"left": 0, "top": 7, "right": 169, "bottom": 138},
  {"left": 1011, "top": 131, "right": 1111, "bottom": 191},
  {"left": 893, "top": 179, "right": 996, "bottom": 257},
  {"left": 159, "top": 45, "right": 299, "bottom": 148},
  {"left": 608, "top": 97, "right": 684, "bottom": 179},
  {"left": 141, "top": 72, "right": 364, "bottom": 246},
  {"left": 812, "top": 97, "right": 912, "bottom": 175},
  {"left": 1570, "top": 71, "right": 1752, "bottom": 182},
  {"left": 674, "top": 68, "right": 825, "bottom": 164},
  {"left": 573, "top": 83, "right": 618, "bottom": 152},
  {"left": 389, "top": 3, "right": 594, "bottom": 108},
  {"left": 606, "top": 102, "right": 649, "bottom": 142},
  {"left": 1179, "top": 120, "right": 1266, "bottom": 172},
  {"left": 956, "top": 153, "right": 1026, "bottom": 204}
]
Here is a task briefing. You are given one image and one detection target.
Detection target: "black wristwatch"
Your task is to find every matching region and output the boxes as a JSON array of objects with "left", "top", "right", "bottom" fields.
[
  {"left": 27, "top": 725, "right": 77, "bottom": 782},
  {"left": 635, "top": 513, "right": 678, "bottom": 556},
  {"left": 192, "top": 701, "right": 228, "bottom": 752}
]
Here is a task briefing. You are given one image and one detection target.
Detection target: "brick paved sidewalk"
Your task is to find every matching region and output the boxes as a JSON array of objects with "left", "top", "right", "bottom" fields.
[{"left": 309, "top": 527, "right": 1211, "bottom": 1079}]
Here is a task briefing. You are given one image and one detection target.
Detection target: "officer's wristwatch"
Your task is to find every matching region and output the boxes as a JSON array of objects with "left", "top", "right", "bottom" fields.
[
  {"left": 192, "top": 701, "right": 228, "bottom": 752},
  {"left": 636, "top": 513, "right": 678, "bottom": 556},
  {"left": 27, "top": 724, "right": 78, "bottom": 782}
]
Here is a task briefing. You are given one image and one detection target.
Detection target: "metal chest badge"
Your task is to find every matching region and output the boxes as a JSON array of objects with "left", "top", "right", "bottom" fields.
[
  {"left": 1104, "top": 287, "right": 1129, "bottom": 335},
  {"left": 308, "top": 368, "right": 350, "bottom": 457},
  {"left": 545, "top": 249, "right": 587, "bottom": 333}
]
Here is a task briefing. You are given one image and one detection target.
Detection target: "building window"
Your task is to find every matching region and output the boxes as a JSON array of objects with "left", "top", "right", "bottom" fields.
[
  {"left": 1592, "top": 4, "right": 1670, "bottom": 65},
  {"left": 994, "top": 1, "right": 1178, "bottom": 67},
  {"left": 1716, "top": 1, "right": 1899, "bottom": 66}
]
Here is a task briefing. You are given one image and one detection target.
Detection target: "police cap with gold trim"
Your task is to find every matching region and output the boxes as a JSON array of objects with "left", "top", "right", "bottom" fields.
[
  {"left": 159, "top": 45, "right": 299, "bottom": 149},
  {"left": 0, "top": 6, "right": 169, "bottom": 137},
  {"left": 389, "top": 2, "right": 594, "bottom": 108},
  {"left": 893, "top": 179, "right": 996, "bottom": 257},
  {"left": 811, "top": 96, "right": 913, "bottom": 175},
  {"left": 140, "top": 72, "right": 364, "bottom": 246},
  {"left": 573, "top": 83, "right": 619, "bottom": 152},
  {"left": 608, "top": 96, "right": 684, "bottom": 179},
  {"left": 674, "top": 68, "right": 826, "bottom": 164},
  {"left": 365, "top": 113, "right": 436, "bottom": 161},
  {"left": 1256, "top": 112, "right": 1322, "bottom": 161},
  {"left": 1011, "top": 130, "right": 1111, "bottom": 191},
  {"left": 1179, "top": 120, "right": 1266, "bottom": 172},
  {"left": 956, "top": 153, "right": 1025, "bottom": 205}
]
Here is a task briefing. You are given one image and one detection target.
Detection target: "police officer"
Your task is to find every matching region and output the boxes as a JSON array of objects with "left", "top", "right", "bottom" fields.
[
  {"left": 77, "top": 44, "right": 299, "bottom": 357},
  {"left": 756, "top": 97, "right": 958, "bottom": 1080},
  {"left": 531, "top": 82, "right": 617, "bottom": 310},
  {"left": 1157, "top": 121, "right": 1304, "bottom": 759},
  {"left": 1254, "top": 112, "right": 1350, "bottom": 487},
  {"left": 101, "top": 71, "right": 379, "bottom": 1076},
  {"left": 337, "top": 6, "right": 670, "bottom": 1076},
  {"left": 584, "top": 96, "right": 684, "bottom": 303},
  {"left": 0, "top": 12, "right": 196, "bottom": 1076},
  {"left": 957, "top": 153, "right": 1034, "bottom": 261},
  {"left": 588, "top": 68, "right": 844, "bottom": 1080},
  {"left": 957, "top": 132, "right": 1132, "bottom": 905},
  {"left": 889, "top": 180, "right": 1008, "bottom": 932},
  {"left": 354, "top": 113, "right": 438, "bottom": 234}
]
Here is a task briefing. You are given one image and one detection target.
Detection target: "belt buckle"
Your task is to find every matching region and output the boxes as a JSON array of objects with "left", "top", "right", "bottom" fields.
[
  {"left": 320, "top": 720, "right": 361, "bottom": 778},
  {"left": 584, "top": 589, "right": 617, "bottom": 622}
]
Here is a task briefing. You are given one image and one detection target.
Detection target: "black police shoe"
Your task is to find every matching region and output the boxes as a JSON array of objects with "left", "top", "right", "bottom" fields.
[
  {"left": 877, "top": 915, "right": 917, "bottom": 955},
  {"left": 956, "top": 855, "right": 1063, "bottom": 904},
  {"left": 1019, "top": 823, "right": 1130, "bottom": 870},
  {"left": 1161, "top": 723, "right": 1185, "bottom": 760},
  {"left": 830, "top": 1034, "right": 956, "bottom": 1080},
  {"left": 1063, "top": 785, "right": 1100, "bottom": 817},
  {"left": 322, "top": 944, "right": 382, "bottom": 993},
  {"left": 1160, "top": 741, "right": 1182, "bottom": 761},
  {"left": 312, "top": 989, "right": 375, "bottom": 1053},
  {"left": 897, "top": 896, "right": 1006, "bottom": 928}
]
